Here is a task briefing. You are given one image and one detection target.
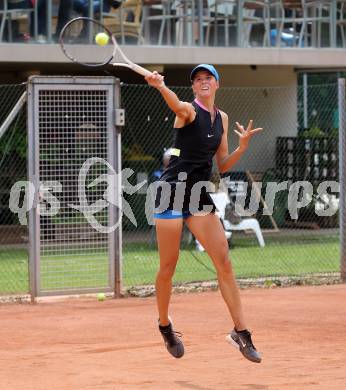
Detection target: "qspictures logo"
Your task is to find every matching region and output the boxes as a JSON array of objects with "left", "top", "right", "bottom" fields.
[{"left": 8, "top": 157, "right": 340, "bottom": 233}]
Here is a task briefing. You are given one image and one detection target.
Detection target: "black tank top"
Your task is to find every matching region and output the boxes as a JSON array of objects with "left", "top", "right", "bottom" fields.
[{"left": 155, "top": 100, "right": 224, "bottom": 213}]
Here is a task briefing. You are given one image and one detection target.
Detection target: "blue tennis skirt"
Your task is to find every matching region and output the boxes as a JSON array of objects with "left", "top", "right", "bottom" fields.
[{"left": 153, "top": 209, "right": 192, "bottom": 219}]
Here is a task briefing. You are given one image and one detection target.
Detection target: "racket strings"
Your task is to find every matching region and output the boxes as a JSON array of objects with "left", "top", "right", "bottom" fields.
[{"left": 60, "top": 18, "right": 114, "bottom": 66}]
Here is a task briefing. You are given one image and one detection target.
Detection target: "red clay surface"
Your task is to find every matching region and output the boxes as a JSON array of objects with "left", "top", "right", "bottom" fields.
[{"left": 0, "top": 284, "right": 345, "bottom": 390}]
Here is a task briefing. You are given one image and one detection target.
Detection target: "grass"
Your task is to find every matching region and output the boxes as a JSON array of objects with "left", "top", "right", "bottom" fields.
[
  {"left": 0, "top": 233, "right": 340, "bottom": 294},
  {"left": 0, "top": 250, "right": 28, "bottom": 294},
  {"left": 123, "top": 234, "right": 340, "bottom": 285}
]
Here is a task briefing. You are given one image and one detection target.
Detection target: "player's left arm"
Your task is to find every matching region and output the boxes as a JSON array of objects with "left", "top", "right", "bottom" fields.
[{"left": 215, "top": 111, "right": 263, "bottom": 174}]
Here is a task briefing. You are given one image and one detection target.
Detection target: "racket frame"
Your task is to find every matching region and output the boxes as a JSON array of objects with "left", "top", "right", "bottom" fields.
[{"left": 59, "top": 17, "right": 151, "bottom": 77}]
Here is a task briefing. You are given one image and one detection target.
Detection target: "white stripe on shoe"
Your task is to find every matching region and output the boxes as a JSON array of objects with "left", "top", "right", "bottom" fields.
[{"left": 226, "top": 334, "right": 240, "bottom": 350}]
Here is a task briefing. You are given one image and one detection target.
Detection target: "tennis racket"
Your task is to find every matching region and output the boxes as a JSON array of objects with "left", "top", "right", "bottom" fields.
[{"left": 59, "top": 17, "right": 151, "bottom": 77}]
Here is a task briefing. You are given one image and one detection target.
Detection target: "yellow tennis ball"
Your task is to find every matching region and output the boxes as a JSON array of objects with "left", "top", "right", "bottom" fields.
[
  {"left": 97, "top": 293, "right": 106, "bottom": 301},
  {"left": 95, "top": 32, "right": 109, "bottom": 47}
]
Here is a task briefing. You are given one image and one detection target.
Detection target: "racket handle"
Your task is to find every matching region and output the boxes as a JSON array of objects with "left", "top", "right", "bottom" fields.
[{"left": 131, "top": 64, "right": 152, "bottom": 77}]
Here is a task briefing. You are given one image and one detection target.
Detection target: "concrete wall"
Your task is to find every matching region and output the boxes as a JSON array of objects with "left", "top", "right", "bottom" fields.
[
  {"left": 217, "top": 66, "right": 298, "bottom": 173},
  {"left": 217, "top": 65, "right": 297, "bottom": 87},
  {"left": 2, "top": 44, "right": 346, "bottom": 67},
  {"left": 219, "top": 86, "right": 298, "bottom": 173}
]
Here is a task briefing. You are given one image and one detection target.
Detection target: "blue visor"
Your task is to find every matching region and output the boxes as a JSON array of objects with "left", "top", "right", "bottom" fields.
[{"left": 190, "top": 64, "right": 220, "bottom": 82}]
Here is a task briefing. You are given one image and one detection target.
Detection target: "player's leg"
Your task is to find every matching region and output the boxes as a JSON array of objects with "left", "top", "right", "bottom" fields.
[
  {"left": 185, "top": 213, "right": 261, "bottom": 363},
  {"left": 155, "top": 217, "right": 183, "bottom": 325},
  {"left": 154, "top": 215, "right": 184, "bottom": 358},
  {"left": 185, "top": 213, "right": 246, "bottom": 329}
]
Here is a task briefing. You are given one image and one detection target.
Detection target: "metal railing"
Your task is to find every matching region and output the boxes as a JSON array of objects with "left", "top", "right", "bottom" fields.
[{"left": 0, "top": 0, "right": 345, "bottom": 48}]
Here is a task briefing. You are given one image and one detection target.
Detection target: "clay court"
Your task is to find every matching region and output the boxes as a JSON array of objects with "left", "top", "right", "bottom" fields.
[{"left": 0, "top": 284, "right": 345, "bottom": 390}]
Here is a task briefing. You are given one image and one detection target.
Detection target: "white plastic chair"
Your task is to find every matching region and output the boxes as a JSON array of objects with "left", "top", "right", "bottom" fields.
[
  {"left": 195, "top": 191, "right": 265, "bottom": 251},
  {"left": 212, "top": 191, "right": 265, "bottom": 246}
]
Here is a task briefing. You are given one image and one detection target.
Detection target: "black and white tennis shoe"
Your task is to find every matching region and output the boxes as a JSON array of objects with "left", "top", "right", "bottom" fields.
[
  {"left": 226, "top": 328, "right": 262, "bottom": 363},
  {"left": 158, "top": 318, "right": 184, "bottom": 358}
]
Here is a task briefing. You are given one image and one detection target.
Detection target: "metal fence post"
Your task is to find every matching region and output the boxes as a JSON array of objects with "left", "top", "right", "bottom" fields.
[
  {"left": 303, "top": 73, "right": 308, "bottom": 129},
  {"left": 338, "top": 78, "right": 346, "bottom": 282}
]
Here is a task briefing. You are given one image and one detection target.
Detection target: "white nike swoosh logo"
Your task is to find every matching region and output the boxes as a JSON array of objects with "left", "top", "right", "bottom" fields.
[
  {"left": 207, "top": 134, "right": 214, "bottom": 138},
  {"left": 239, "top": 337, "right": 247, "bottom": 348}
]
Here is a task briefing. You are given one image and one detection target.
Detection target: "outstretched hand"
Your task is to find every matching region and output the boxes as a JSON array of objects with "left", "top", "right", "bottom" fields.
[
  {"left": 145, "top": 71, "right": 165, "bottom": 90},
  {"left": 234, "top": 120, "right": 263, "bottom": 150}
]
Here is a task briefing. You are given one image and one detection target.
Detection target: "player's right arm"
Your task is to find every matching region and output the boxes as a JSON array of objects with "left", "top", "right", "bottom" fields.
[{"left": 145, "top": 71, "right": 194, "bottom": 122}]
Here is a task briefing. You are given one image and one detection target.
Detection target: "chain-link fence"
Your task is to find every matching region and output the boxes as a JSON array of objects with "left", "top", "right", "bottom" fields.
[
  {"left": 0, "top": 81, "right": 343, "bottom": 296},
  {"left": 0, "top": 84, "right": 28, "bottom": 295},
  {"left": 121, "top": 83, "right": 341, "bottom": 288}
]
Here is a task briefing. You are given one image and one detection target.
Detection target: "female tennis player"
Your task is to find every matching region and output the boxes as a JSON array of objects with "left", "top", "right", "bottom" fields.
[{"left": 145, "top": 64, "right": 262, "bottom": 363}]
